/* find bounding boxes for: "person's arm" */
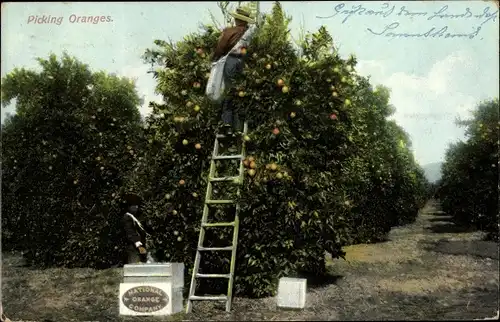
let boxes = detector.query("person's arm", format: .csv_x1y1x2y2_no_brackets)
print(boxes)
242,25,257,43
227,26,256,56
123,215,143,248
212,29,229,62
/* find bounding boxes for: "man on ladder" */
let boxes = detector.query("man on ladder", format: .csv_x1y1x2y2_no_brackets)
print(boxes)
187,4,259,314
211,5,257,137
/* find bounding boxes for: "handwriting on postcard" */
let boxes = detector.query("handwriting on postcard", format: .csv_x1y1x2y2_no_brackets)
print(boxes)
317,3,498,40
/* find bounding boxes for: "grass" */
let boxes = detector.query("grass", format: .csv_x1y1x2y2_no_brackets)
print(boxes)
2,199,499,321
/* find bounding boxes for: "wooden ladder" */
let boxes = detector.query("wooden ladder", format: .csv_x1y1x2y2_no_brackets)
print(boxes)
186,121,249,313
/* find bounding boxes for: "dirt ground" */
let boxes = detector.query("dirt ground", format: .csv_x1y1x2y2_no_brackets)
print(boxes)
2,199,499,321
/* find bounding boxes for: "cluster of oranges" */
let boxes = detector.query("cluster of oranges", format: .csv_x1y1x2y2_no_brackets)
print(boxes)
276,78,289,93
243,156,257,176
243,156,288,180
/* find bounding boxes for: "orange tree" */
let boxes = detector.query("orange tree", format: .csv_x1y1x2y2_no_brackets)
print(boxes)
1,53,145,267
134,2,428,297
438,98,499,241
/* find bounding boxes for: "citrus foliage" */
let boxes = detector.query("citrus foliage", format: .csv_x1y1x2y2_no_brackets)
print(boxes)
135,2,429,297
1,53,145,267
438,99,499,241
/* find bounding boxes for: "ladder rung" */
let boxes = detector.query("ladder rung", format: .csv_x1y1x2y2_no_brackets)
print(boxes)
189,295,228,301
202,222,235,227
206,199,235,204
198,246,234,251
196,273,231,278
212,154,243,160
216,133,244,139
209,176,240,182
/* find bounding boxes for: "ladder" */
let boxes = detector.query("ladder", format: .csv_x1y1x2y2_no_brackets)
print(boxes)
186,121,249,313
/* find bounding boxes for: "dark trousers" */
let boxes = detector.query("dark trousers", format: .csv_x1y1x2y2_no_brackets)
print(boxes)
222,56,244,131
127,246,146,264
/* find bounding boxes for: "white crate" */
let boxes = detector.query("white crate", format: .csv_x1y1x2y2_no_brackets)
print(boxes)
123,263,184,289
276,277,307,309
119,282,183,316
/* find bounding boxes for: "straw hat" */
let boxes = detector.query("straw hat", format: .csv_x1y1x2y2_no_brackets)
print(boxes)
229,6,255,24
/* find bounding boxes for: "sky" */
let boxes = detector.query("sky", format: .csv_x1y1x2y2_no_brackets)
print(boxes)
1,1,499,166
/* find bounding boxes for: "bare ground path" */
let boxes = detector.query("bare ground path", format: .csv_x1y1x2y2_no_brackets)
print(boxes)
2,199,498,321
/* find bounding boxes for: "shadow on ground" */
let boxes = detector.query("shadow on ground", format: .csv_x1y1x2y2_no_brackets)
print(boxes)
364,237,393,244
426,222,478,234
427,217,454,223
296,271,343,288
423,239,499,260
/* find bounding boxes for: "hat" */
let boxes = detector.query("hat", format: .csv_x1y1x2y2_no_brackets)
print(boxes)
229,6,255,24
124,192,142,206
